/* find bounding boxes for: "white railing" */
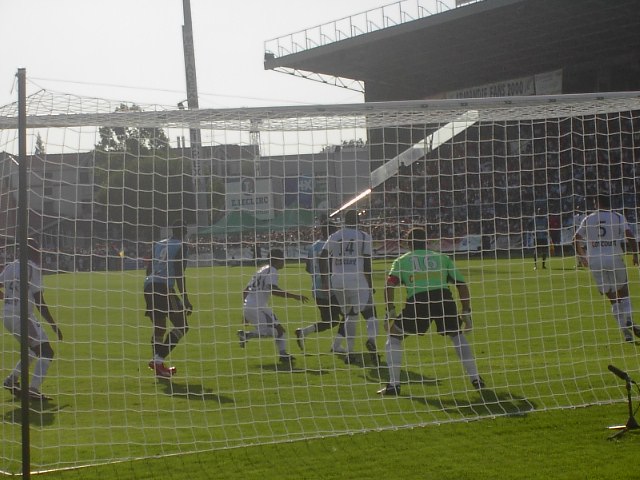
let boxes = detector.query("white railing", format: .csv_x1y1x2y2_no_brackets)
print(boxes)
264,0,483,59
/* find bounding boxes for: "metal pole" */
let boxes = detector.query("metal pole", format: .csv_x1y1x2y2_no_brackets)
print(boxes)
182,0,208,228
17,67,31,480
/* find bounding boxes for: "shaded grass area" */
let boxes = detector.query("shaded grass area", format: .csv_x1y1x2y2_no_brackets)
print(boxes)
40,404,640,480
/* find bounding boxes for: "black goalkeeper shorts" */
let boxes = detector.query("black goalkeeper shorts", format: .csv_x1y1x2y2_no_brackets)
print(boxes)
396,289,460,336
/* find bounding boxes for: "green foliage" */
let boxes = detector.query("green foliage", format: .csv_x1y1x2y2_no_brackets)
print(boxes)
208,176,226,223
34,132,46,155
92,104,195,240
95,104,170,154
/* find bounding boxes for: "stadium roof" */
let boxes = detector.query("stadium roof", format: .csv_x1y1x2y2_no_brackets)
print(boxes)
264,0,640,100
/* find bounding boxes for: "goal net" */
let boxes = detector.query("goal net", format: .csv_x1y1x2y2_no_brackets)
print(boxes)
1,89,640,473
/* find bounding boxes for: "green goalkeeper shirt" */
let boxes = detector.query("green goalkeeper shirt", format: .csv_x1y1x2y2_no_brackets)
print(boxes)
387,249,465,298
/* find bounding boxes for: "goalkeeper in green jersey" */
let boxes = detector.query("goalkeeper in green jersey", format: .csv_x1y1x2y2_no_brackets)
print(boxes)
378,228,485,396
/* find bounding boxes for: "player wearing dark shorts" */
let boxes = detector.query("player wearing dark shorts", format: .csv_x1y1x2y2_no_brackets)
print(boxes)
532,208,553,270
395,288,460,335
378,228,485,396
143,220,193,378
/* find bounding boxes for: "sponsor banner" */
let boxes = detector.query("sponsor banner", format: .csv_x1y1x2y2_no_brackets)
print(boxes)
284,176,314,209
298,176,313,209
445,69,562,99
533,69,563,95
225,177,273,220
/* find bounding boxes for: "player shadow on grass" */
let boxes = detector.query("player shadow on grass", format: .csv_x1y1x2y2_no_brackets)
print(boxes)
259,361,331,375
409,388,536,418
3,400,69,427
364,363,439,387
155,378,234,403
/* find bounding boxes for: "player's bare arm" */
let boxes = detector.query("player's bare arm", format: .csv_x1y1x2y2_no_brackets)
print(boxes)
34,291,63,341
384,276,399,332
455,282,471,313
173,252,193,313
625,228,639,266
384,275,398,314
574,233,588,267
364,256,373,289
318,249,330,293
272,286,309,303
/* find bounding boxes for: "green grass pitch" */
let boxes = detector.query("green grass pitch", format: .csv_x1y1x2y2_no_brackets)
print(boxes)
2,255,640,478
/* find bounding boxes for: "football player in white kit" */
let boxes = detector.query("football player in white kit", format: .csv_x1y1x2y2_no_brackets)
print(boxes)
574,194,640,342
238,248,308,365
1,238,62,401
321,210,379,364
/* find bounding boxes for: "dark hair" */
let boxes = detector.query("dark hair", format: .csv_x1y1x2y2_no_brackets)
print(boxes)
344,210,358,226
172,220,187,237
23,237,41,260
270,248,285,261
406,228,427,249
597,194,611,209
27,237,40,254
317,222,330,238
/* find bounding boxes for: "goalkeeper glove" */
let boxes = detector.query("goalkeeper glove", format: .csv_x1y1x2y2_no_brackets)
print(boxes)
459,310,472,332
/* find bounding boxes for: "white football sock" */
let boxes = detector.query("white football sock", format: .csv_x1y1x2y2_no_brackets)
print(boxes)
450,333,480,380
275,335,287,355
301,325,317,336
621,297,634,325
31,357,52,391
365,315,378,341
612,301,630,332
10,350,36,381
385,335,403,386
331,334,345,353
344,315,358,353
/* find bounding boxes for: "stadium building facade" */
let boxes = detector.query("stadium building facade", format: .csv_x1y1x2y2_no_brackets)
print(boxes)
264,0,640,245
264,0,640,101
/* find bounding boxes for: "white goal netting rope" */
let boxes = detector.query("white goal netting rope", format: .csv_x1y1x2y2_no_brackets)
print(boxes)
1,90,640,473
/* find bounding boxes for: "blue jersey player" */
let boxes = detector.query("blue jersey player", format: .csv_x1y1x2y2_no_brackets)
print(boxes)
144,220,193,378
295,220,346,353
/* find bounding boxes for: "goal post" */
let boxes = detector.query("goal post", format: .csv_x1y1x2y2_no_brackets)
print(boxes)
1,89,640,473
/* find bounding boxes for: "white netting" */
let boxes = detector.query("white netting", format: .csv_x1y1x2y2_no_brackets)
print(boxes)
1,90,640,473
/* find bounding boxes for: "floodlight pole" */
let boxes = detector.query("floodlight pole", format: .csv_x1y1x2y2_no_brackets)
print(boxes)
182,0,208,228
17,67,32,480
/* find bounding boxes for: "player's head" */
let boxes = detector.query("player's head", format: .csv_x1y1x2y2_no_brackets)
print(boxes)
316,217,338,239
315,214,329,239
171,220,187,239
26,237,41,262
406,228,427,250
344,210,358,227
316,222,328,239
597,194,612,209
270,248,285,269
